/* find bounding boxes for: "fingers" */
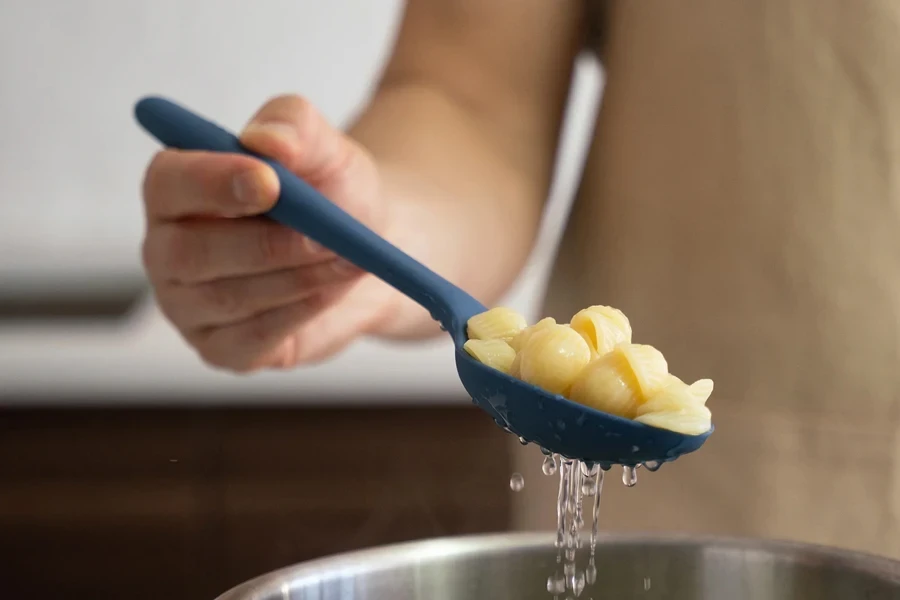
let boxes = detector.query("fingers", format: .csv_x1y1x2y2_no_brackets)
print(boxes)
186,276,394,373
143,150,279,222
186,281,361,373
139,93,390,374
187,298,333,373
157,260,362,329
284,276,397,364
143,217,341,284
240,94,352,185
239,94,385,229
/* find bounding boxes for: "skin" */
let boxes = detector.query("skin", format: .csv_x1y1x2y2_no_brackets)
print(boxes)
142,0,584,373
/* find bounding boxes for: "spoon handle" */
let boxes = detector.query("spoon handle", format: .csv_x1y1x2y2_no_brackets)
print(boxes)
134,96,484,335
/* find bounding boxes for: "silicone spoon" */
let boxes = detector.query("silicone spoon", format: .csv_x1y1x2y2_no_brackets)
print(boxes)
133,96,712,468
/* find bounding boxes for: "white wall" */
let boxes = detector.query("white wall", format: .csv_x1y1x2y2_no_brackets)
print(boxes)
0,0,602,402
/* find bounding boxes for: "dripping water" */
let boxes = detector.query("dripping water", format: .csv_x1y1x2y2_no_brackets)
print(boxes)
509,472,525,491
555,460,570,549
542,454,559,476
590,469,604,555
540,448,660,597
622,465,638,487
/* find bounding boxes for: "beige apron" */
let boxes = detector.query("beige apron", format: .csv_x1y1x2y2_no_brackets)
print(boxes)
512,0,900,559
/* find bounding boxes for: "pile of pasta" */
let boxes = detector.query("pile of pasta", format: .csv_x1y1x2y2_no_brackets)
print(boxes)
463,306,712,436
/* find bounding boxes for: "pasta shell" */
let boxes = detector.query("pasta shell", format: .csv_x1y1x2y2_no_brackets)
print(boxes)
617,343,669,398
688,378,714,405
509,317,557,352
570,306,632,357
569,348,642,419
509,352,522,378
634,405,712,436
637,374,713,416
466,307,528,342
517,324,592,395
463,339,517,374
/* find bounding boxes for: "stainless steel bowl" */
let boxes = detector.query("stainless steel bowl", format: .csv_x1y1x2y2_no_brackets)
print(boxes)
216,533,900,599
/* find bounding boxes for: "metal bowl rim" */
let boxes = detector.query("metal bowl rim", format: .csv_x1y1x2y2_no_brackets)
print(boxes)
215,531,900,600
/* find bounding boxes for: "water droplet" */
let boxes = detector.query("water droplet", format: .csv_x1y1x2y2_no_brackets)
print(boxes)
586,558,597,585
581,479,595,496
580,462,599,496
644,460,662,472
644,577,652,590
570,571,586,596
622,466,638,487
565,546,576,561
518,436,529,445
541,446,552,456
547,572,567,594
542,454,559,476
509,472,525,491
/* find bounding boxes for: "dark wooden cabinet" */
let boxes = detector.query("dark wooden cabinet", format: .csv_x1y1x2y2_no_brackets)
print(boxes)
0,404,512,600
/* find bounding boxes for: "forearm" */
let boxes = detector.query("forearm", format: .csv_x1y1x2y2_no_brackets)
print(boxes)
348,81,554,340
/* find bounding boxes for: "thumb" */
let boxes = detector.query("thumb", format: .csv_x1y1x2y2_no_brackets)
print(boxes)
239,94,352,187
238,94,384,229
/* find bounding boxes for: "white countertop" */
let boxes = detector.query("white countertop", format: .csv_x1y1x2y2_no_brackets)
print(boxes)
0,258,550,405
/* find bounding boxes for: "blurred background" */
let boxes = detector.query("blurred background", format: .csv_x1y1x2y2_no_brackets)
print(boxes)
0,1,603,598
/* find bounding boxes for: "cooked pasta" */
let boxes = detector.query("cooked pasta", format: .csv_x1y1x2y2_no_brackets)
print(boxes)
509,317,558,352
617,343,669,397
568,347,642,418
463,339,517,374
464,305,714,436
509,352,523,378
634,405,712,436
517,324,591,395
466,306,528,342
686,378,714,405
636,375,713,416
570,305,632,357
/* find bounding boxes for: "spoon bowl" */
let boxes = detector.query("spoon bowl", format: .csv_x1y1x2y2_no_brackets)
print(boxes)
133,95,712,467
456,349,710,467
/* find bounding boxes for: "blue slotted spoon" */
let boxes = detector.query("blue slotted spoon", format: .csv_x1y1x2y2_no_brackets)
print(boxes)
133,96,712,468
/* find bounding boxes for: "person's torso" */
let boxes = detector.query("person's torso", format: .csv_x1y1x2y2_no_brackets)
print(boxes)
517,0,900,558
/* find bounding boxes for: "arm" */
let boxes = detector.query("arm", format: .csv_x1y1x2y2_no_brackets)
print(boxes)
349,0,585,340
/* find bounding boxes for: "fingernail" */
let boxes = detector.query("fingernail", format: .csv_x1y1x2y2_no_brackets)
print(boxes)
242,122,298,143
232,171,263,206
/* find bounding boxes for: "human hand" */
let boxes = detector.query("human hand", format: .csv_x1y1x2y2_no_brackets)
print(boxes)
141,95,398,372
